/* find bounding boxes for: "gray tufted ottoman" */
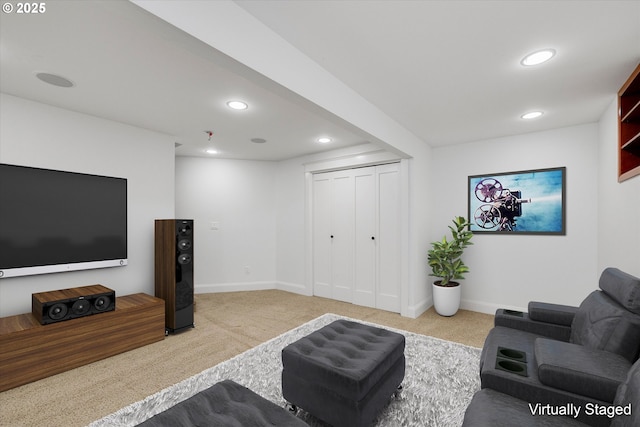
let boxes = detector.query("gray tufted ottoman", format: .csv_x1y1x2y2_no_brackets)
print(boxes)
282,319,405,427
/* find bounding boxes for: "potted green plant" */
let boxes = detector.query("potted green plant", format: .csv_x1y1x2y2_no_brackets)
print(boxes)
428,216,473,316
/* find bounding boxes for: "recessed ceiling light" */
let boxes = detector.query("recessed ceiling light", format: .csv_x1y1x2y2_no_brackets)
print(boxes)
317,137,332,144
227,100,248,110
205,149,218,154
521,111,544,120
521,49,556,66
36,72,74,88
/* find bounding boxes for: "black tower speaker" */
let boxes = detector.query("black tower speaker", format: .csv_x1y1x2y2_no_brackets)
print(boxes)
155,219,194,333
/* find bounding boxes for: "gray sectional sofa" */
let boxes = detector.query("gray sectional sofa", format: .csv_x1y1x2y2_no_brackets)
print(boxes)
464,268,640,426
463,357,640,426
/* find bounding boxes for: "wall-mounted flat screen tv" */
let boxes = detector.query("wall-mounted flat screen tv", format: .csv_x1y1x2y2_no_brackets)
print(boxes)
0,163,127,278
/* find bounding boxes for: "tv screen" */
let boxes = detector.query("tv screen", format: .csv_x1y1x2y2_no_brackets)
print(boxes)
0,163,127,278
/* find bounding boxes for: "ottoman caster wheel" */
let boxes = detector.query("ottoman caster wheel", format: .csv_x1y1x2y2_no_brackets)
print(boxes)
285,403,298,415
394,384,403,398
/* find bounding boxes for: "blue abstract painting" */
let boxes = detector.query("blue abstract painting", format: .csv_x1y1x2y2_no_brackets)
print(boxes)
468,167,565,234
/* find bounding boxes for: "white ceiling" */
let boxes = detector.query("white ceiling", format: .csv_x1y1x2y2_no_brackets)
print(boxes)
1,1,639,160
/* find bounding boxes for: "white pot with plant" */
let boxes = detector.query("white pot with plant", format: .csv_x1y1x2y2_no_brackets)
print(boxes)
427,216,473,316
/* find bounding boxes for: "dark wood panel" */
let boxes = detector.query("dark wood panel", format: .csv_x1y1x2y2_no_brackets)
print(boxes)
31,284,113,305
155,219,177,328
0,293,164,392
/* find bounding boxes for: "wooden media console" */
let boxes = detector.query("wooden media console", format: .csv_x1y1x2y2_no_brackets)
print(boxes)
0,293,165,392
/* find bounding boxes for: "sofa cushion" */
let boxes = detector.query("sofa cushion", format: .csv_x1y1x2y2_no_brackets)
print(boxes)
535,338,631,403
138,379,308,427
611,359,640,427
462,388,586,427
599,268,640,315
570,291,640,362
481,327,616,427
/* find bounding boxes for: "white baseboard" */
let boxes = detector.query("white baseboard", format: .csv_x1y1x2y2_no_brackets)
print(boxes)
460,299,526,315
404,297,432,319
193,284,520,317
276,281,312,296
195,281,311,295
406,297,526,317
195,281,275,294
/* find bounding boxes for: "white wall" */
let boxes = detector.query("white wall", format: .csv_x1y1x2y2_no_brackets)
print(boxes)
274,156,308,294
430,123,600,313
175,156,277,292
179,122,632,317
597,99,640,277
404,144,434,315
0,94,175,317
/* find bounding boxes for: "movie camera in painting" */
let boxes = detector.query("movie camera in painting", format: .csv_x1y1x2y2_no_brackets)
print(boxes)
473,178,531,232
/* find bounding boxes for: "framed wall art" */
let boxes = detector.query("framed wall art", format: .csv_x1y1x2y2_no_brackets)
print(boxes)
468,167,566,235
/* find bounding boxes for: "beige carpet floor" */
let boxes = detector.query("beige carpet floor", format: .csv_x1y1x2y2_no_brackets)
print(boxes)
0,290,494,427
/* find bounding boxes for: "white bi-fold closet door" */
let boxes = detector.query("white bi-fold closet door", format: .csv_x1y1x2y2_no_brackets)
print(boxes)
312,163,400,312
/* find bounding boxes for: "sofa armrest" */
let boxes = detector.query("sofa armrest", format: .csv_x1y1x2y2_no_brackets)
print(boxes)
494,309,572,341
535,338,631,403
528,302,577,326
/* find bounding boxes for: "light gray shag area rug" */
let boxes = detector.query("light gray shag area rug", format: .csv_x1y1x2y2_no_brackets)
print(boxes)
89,313,481,426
